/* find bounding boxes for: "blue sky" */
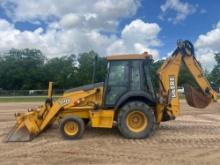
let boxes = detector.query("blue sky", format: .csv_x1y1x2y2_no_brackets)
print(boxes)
0,0,219,70
117,0,220,56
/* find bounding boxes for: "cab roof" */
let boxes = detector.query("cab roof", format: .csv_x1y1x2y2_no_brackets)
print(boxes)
106,52,152,61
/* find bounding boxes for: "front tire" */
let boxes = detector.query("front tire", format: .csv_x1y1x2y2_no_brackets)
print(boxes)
60,116,85,140
117,101,155,139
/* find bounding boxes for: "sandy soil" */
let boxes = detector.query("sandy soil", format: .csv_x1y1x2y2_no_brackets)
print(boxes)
0,102,220,165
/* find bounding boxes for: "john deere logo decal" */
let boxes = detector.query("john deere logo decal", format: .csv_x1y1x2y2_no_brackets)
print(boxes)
59,98,70,106
169,76,176,98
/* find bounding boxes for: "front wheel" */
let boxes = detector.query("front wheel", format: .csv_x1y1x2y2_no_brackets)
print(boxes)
60,116,85,140
117,101,155,139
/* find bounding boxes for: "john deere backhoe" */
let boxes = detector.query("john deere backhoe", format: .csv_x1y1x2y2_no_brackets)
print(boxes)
5,40,218,142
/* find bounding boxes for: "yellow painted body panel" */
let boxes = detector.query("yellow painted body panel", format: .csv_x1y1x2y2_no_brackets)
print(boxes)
61,109,90,119
157,53,182,117
89,110,114,128
59,108,114,128
155,104,165,123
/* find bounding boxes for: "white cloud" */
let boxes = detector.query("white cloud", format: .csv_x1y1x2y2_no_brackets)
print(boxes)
195,21,220,71
59,14,82,29
159,0,197,24
0,18,112,55
0,1,162,59
122,19,161,45
0,19,13,31
0,18,161,59
107,19,161,59
134,43,159,58
195,22,220,50
1,0,140,31
195,48,216,71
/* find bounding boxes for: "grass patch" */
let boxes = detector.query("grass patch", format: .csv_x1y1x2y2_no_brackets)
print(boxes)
0,96,60,102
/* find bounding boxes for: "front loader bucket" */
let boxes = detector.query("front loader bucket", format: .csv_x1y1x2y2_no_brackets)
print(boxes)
184,85,211,108
4,111,41,142
5,122,32,142
5,125,32,142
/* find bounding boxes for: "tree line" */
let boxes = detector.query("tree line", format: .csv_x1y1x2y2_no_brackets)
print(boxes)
0,48,219,91
0,49,106,90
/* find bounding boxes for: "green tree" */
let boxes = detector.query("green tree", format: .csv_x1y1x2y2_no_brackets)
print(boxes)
150,59,163,90
0,49,46,90
77,51,107,85
43,54,78,89
0,49,107,91
94,55,107,83
208,53,220,90
178,64,197,87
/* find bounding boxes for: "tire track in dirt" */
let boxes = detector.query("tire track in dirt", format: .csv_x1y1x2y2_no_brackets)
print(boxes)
0,102,220,165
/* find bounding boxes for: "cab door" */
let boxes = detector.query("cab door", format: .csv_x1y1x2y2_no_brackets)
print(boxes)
104,61,129,107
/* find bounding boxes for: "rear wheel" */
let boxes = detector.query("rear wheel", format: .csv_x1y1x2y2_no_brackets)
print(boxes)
117,101,155,139
60,116,85,140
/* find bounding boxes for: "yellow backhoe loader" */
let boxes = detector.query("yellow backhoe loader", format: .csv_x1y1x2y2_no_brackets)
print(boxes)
5,40,218,142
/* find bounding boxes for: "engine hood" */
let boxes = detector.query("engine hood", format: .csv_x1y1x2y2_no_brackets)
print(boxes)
64,82,104,94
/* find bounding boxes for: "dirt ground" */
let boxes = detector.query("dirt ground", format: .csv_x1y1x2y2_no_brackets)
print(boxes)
0,102,220,165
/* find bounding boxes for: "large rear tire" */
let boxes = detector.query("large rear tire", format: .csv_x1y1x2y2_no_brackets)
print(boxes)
117,101,155,139
60,116,85,140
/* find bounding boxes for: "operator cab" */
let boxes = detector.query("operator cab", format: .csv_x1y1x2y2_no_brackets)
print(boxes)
104,52,156,108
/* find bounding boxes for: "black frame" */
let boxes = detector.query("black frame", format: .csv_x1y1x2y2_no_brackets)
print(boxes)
103,60,130,107
103,59,156,108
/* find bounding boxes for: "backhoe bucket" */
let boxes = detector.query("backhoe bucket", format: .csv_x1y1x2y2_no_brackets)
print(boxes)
184,85,211,108
5,124,32,142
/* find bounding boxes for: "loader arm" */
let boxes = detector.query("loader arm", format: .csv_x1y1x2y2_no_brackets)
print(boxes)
40,88,98,130
157,40,218,121
5,84,101,142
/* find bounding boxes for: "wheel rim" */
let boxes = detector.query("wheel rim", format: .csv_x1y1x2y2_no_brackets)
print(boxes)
126,111,148,133
64,121,79,136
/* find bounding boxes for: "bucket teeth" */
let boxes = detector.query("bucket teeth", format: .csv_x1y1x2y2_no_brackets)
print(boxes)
5,125,32,142
184,85,211,108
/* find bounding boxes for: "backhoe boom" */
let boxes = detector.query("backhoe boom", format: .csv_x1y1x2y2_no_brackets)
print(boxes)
157,40,218,121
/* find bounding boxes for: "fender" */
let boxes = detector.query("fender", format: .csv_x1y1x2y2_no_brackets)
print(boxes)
115,91,157,109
